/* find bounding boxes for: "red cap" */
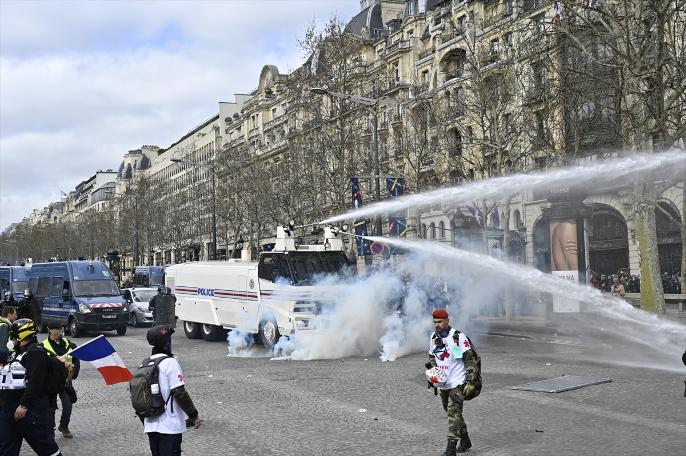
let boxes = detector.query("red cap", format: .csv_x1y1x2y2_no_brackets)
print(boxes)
432,309,449,319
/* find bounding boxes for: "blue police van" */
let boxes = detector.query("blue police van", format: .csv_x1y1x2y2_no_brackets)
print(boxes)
29,260,130,337
0,265,30,302
133,266,165,288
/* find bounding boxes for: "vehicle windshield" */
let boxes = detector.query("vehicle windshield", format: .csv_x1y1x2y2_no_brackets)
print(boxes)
11,281,28,294
149,271,165,286
133,290,157,302
286,251,351,285
72,280,120,297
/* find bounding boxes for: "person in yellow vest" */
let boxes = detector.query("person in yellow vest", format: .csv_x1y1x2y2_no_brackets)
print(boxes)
42,322,80,439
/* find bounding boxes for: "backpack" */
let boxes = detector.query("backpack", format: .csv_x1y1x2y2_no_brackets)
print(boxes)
129,355,171,418
29,346,69,396
454,330,482,400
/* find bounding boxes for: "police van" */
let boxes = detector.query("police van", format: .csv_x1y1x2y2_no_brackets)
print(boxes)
133,266,165,288
166,226,351,346
0,265,30,302
29,260,129,337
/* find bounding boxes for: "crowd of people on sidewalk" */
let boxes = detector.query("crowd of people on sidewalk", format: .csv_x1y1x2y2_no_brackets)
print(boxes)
590,270,682,295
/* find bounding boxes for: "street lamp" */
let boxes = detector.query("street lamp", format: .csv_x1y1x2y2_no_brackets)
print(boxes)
309,87,383,237
170,158,218,261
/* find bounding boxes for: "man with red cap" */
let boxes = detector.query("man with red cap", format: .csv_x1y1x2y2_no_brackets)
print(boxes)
427,308,477,455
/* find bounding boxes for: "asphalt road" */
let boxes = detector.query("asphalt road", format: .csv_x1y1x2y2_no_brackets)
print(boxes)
19,320,686,456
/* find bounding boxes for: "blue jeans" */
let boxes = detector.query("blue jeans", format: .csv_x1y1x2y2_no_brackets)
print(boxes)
147,432,182,456
0,397,62,456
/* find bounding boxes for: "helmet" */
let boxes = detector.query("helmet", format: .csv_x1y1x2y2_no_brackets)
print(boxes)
165,287,172,295
147,324,175,347
157,286,165,293
11,318,38,342
425,367,448,387
3,291,12,301
23,289,32,298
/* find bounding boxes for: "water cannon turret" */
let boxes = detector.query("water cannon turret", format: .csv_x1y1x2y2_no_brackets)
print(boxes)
274,225,296,251
323,226,344,251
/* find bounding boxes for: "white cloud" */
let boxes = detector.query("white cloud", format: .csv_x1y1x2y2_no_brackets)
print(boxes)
0,0,359,230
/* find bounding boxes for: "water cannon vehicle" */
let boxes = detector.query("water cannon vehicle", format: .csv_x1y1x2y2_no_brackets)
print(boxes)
167,223,352,347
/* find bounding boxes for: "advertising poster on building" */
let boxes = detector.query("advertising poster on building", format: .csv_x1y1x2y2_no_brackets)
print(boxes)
549,218,581,312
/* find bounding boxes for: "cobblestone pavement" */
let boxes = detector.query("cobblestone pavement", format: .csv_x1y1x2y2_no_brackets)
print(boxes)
19,319,686,456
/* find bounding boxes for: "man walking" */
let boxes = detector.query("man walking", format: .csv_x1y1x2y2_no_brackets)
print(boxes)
42,322,80,439
0,319,63,455
149,286,165,325
428,309,477,455
143,325,200,456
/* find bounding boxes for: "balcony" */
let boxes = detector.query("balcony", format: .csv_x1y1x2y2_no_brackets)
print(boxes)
483,11,511,29
412,83,430,96
526,85,548,103
523,0,553,13
385,39,412,56
264,115,287,131
418,47,435,61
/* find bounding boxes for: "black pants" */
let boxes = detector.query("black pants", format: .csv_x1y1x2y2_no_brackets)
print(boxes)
50,389,73,430
0,397,62,456
147,432,182,456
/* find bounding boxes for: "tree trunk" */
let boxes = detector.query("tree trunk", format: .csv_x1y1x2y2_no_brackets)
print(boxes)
634,181,665,313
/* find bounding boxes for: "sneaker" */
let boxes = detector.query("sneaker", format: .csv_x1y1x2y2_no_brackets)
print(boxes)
58,425,74,439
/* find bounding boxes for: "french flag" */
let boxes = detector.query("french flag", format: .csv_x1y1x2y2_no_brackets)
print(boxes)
70,335,133,385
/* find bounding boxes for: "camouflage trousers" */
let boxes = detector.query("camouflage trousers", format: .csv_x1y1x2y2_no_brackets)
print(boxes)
440,385,467,443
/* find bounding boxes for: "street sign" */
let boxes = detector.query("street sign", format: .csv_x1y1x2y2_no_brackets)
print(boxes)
370,241,384,255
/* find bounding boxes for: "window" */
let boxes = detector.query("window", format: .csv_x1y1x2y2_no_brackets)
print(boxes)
532,13,545,34
50,277,64,297
439,221,446,239
393,60,400,83
450,129,463,157
429,223,436,239
422,70,430,84
36,277,50,298
578,100,596,120
272,107,277,119
535,111,548,142
489,38,500,63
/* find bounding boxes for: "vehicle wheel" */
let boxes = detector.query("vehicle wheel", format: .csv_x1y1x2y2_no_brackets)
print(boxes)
183,321,202,339
68,318,82,338
259,317,280,348
129,312,138,327
201,324,226,342
116,326,127,336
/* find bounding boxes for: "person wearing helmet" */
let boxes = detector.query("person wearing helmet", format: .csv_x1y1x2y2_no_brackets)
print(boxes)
427,309,476,455
611,275,625,297
0,319,62,456
20,289,41,325
141,325,200,455
2,290,16,309
149,286,166,325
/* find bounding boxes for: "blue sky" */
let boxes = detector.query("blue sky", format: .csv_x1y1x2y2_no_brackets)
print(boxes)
0,0,360,231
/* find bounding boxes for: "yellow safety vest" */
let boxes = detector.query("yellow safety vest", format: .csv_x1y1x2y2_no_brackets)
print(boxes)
41,337,73,361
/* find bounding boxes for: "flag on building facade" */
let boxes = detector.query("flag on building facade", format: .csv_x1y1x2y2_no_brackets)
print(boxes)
386,177,407,237
69,335,133,385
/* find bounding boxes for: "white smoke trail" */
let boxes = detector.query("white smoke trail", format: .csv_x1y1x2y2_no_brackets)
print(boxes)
366,236,686,370
322,150,686,224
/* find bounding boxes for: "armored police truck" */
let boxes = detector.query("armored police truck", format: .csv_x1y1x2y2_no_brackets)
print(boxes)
29,260,129,337
167,226,351,347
